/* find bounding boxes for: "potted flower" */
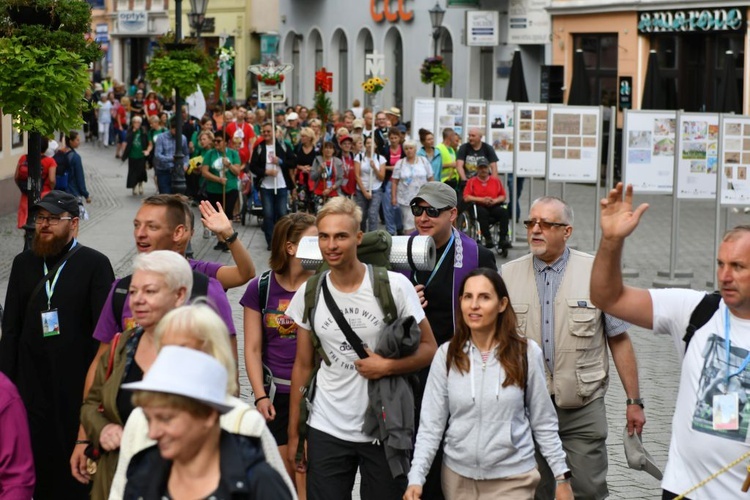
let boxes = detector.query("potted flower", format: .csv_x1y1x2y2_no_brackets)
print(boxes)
420,56,451,88
314,67,333,124
146,33,214,99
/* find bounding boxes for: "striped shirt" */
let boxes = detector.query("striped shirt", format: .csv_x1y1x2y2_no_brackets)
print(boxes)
533,247,629,372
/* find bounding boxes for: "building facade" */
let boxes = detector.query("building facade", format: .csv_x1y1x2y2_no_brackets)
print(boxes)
278,0,551,122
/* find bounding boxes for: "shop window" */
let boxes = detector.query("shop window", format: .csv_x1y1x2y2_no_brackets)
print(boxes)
116,0,129,11
480,47,493,100
133,0,145,11
573,34,618,107
291,35,301,106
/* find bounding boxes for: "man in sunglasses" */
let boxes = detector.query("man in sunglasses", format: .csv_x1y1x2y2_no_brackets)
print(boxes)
405,181,496,499
501,196,644,500
0,190,115,499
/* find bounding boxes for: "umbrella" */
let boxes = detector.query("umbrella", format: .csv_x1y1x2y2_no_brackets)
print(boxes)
506,49,529,103
641,50,666,110
567,49,591,106
718,50,741,113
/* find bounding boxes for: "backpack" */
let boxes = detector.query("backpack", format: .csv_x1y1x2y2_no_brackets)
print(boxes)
53,150,73,191
111,271,210,330
683,291,722,352
15,157,29,193
294,264,399,464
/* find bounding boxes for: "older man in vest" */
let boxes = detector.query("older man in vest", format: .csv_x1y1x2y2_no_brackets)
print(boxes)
501,196,645,500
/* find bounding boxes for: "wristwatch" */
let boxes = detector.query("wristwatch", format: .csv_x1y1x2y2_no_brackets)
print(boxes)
224,231,239,244
626,398,644,408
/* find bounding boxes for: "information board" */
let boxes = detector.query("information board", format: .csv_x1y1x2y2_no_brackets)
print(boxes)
436,99,465,140
515,104,548,177
720,116,750,205
623,110,677,193
487,102,515,174
412,98,436,139
676,113,719,199
547,105,601,183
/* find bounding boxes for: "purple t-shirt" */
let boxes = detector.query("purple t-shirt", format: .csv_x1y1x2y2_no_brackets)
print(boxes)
0,373,35,498
92,259,235,342
239,272,298,394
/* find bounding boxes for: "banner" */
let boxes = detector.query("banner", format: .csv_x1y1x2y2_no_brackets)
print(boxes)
720,116,750,205
623,110,677,193
516,104,548,177
547,105,601,183
487,102,515,174
676,113,719,199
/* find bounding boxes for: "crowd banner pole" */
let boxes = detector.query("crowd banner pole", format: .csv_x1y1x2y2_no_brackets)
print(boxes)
511,102,519,244
653,109,690,288
370,98,376,196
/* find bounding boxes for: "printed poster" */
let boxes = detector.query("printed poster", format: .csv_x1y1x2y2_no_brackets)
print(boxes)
720,117,750,205
623,110,677,193
412,98,436,140
676,113,719,199
547,106,600,183
487,102,515,174
436,99,465,140
516,104,548,177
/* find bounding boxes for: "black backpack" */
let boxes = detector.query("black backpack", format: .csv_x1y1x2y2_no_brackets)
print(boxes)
683,291,722,352
111,271,210,329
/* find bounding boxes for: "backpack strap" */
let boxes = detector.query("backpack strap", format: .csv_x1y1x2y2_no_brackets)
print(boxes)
190,271,210,300
104,332,122,381
258,270,272,314
684,291,722,352
302,273,331,366
369,265,398,326
112,275,132,331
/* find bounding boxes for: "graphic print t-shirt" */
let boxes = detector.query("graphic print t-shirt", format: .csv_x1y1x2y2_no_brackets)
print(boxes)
651,288,750,499
286,266,425,442
456,142,498,178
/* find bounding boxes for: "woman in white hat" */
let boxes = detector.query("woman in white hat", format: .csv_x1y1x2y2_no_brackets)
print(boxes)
122,346,293,499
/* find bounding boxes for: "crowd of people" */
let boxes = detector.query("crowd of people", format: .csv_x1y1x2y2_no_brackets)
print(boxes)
3,80,750,500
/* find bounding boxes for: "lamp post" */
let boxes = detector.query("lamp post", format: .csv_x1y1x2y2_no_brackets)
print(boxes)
172,0,186,194
429,2,445,98
188,0,208,42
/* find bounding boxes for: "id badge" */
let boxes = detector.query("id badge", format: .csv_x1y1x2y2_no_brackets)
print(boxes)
713,392,740,430
41,309,60,337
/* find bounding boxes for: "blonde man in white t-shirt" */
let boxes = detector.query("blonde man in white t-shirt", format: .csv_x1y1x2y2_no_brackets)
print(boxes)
286,197,437,500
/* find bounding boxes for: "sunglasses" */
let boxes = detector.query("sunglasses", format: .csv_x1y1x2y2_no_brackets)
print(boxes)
411,205,451,218
213,139,224,143
523,219,569,230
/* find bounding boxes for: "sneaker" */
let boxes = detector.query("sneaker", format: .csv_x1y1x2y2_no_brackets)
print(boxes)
203,228,210,239
213,242,227,251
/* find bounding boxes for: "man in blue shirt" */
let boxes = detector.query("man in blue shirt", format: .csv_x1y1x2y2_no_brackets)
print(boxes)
153,117,189,194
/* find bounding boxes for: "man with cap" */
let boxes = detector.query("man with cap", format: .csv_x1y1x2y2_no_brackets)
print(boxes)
285,112,301,147
404,181,497,500
0,190,115,500
352,118,365,136
247,90,264,113
502,194,644,500
386,107,402,128
274,108,287,128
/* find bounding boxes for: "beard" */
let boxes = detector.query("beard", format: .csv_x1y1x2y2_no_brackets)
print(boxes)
32,231,71,257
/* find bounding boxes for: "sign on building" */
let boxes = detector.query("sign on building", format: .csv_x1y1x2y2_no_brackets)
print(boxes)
466,11,499,46
508,0,551,45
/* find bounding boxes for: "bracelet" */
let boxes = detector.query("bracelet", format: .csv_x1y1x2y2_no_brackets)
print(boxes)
75,439,91,445
254,396,270,404
626,398,644,408
556,478,571,485
224,231,239,244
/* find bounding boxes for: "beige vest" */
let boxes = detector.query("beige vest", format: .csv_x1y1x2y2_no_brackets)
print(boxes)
502,250,609,408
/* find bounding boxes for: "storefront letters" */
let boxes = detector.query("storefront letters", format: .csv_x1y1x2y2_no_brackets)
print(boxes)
370,0,414,23
638,8,744,33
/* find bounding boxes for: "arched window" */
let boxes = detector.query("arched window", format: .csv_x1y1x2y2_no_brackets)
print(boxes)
384,28,403,111
439,28,453,98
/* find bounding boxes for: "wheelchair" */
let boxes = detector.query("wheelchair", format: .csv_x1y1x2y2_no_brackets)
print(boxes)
456,202,511,258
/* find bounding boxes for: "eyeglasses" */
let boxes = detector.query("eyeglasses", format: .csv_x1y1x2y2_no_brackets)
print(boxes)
213,139,223,144
523,219,569,230
411,205,451,218
34,215,73,225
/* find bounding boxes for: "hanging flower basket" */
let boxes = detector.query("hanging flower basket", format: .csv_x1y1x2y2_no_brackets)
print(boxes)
146,32,214,98
420,56,451,87
256,72,285,86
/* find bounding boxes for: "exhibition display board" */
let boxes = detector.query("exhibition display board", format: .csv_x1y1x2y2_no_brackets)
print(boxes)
675,113,719,199
547,105,601,183
487,102,515,174
719,116,750,205
622,110,677,193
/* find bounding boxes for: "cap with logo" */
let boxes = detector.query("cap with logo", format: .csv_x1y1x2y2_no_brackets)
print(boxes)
410,181,457,209
35,190,80,217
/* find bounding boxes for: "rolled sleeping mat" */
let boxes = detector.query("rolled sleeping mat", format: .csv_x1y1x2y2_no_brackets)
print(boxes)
297,235,436,271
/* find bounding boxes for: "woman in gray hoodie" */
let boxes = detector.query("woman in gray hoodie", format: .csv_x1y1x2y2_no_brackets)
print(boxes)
405,269,573,500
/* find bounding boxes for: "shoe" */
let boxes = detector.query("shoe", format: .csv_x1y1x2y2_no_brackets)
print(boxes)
132,188,137,196
213,242,227,251
483,240,494,249
266,244,271,251
138,183,144,195
203,228,210,239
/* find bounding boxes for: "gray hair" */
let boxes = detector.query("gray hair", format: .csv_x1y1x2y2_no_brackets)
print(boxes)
531,196,574,225
154,303,236,395
132,250,193,294
402,139,419,150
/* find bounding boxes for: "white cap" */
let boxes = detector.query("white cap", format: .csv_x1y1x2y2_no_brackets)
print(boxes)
45,140,59,158
286,112,299,122
122,346,233,414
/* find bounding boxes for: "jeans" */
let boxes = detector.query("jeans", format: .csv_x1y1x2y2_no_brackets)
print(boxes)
354,189,383,232
382,180,402,235
155,169,172,194
261,187,289,244
507,174,525,222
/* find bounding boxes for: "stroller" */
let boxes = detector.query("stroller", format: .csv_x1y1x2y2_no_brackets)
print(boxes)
240,171,264,226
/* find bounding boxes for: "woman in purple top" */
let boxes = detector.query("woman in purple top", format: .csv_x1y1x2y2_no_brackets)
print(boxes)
0,372,35,498
241,212,316,495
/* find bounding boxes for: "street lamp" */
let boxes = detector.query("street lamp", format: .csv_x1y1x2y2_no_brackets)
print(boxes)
429,2,445,98
188,0,208,40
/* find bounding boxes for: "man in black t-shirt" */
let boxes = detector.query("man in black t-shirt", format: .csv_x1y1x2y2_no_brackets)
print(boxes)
456,127,499,181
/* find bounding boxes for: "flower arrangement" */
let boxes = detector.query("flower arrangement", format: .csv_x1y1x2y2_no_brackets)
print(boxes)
256,71,285,86
314,67,333,124
146,33,214,99
420,56,451,87
217,46,235,62
361,76,387,95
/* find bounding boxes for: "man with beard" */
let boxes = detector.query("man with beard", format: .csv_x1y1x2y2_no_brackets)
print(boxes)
0,190,115,500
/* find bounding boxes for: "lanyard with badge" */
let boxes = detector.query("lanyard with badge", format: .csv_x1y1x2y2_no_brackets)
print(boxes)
713,308,750,431
40,239,77,337
413,233,454,288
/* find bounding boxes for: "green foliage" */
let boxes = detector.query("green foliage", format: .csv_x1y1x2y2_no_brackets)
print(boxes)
314,90,332,124
146,34,214,97
0,36,89,135
420,56,452,88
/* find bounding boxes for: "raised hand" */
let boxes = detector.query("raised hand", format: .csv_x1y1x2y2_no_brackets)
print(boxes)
599,183,649,240
199,200,232,238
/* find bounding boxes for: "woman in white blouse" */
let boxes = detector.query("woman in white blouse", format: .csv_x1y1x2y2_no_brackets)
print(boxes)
354,135,387,232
